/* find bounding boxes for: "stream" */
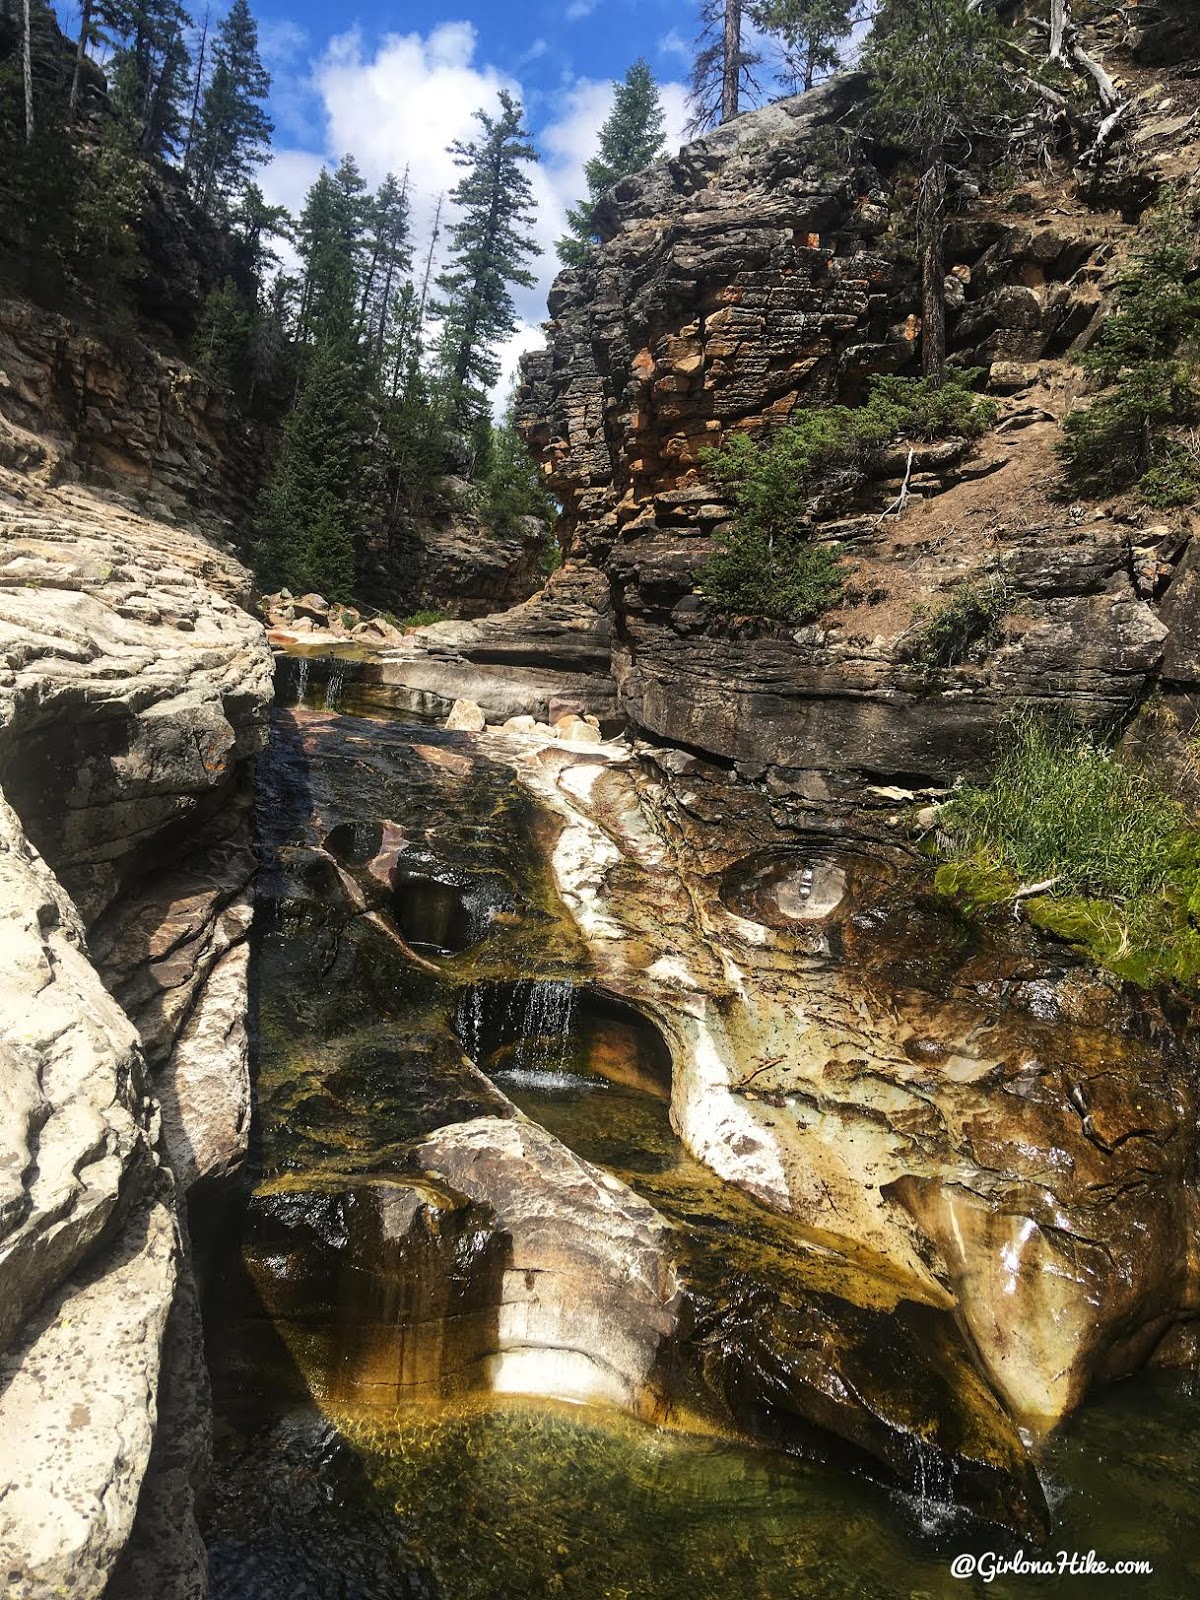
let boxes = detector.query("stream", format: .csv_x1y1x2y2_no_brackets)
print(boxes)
199,656,1200,1600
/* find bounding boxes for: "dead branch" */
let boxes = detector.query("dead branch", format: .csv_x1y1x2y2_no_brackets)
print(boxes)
878,447,916,522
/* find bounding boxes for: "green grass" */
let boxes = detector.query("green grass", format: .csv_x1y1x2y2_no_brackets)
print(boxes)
398,608,448,629
936,717,1200,990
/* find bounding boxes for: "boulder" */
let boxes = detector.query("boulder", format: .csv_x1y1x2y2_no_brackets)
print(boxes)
445,698,486,732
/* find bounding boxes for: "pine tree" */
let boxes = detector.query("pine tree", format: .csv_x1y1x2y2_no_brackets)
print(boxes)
190,0,271,210
295,161,365,345
257,334,364,600
434,89,539,417
359,170,412,362
556,60,666,268
753,0,858,95
688,0,759,132
100,0,194,162
75,52,147,313
864,0,1020,384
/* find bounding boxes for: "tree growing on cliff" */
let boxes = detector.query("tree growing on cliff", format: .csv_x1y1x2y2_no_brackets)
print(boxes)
434,90,539,419
753,0,859,95
688,0,760,131
863,0,1020,384
189,0,271,209
359,170,413,362
556,60,666,268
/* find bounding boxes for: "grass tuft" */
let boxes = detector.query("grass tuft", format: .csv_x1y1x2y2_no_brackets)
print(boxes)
937,716,1200,990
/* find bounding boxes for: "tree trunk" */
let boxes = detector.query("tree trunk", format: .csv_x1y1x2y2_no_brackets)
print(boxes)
918,153,948,386
21,0,35,144
1048,0,1068,61
69,0,91,116
183,9,209,176
721,0,741,123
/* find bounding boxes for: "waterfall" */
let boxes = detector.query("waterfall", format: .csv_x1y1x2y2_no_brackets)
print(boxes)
512,981,578,1079
457,981,584,1088
295,657,310,704
457,986,485,1064
325,661,347,710
901,1433,955,1535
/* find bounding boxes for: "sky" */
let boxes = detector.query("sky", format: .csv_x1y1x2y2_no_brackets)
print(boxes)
208,0,699,398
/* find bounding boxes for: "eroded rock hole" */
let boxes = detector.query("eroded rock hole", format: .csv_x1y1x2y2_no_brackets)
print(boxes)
456,981,673,1099
324,820,384,865
392,872,515,955
719,846,891,930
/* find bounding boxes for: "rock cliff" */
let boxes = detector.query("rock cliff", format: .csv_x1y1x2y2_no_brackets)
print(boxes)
513,49,1200,794
0,415,272,1598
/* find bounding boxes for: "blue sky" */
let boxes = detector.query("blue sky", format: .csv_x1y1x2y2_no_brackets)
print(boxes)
48,0,699,386
231,0,697,388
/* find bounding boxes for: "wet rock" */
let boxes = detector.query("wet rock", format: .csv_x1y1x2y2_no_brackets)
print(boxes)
412,1117,680,1412
511,734,1200,1440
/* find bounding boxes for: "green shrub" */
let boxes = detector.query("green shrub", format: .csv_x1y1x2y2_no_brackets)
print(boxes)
399,609,448,630
908,575,1010,669
701,531,846,624
1138,436,1200,509
699,372,996,622
936,716,1200,989
1059,201,1200,503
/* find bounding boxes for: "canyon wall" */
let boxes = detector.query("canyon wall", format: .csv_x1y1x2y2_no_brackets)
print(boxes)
514,59,1200,799
0,416,273,1599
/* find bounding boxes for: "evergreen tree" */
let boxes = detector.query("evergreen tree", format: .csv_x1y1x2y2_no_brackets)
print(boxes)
753,0,858,94
434,89,539,417
864,0,1020,384
482,408,555,538
295,160,366,344
556,60,665,268
257,334,364,600
101,0,194,162
190,0,271,209
76,52,147,313
359,169,412,361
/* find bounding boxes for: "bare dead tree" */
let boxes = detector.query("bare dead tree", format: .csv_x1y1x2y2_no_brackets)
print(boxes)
69,0,93,115
687,0,762,132
182,7,210,175
21,0,34,143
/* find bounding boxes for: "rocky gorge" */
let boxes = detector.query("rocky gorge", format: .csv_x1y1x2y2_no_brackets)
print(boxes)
1,7,1200,1598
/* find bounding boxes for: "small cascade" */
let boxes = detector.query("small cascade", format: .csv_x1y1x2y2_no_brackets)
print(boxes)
457,979,585,1089
457,985,485,1064
325,661,347,710
509,980,579,1083
900,1433,957,1536
295,656,310,704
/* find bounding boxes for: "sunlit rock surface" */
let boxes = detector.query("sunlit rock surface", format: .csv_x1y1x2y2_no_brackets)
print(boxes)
509,732,1200,1430
235,703,1055,1533
0,432,273,1597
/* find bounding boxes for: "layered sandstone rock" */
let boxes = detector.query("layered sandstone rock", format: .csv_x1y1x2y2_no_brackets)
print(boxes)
0,422,272,1598
513,67,1200,790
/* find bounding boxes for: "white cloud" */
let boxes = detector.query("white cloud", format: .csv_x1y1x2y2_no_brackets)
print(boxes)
658,28,691,68
260,21,689,407
565,0,598,19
